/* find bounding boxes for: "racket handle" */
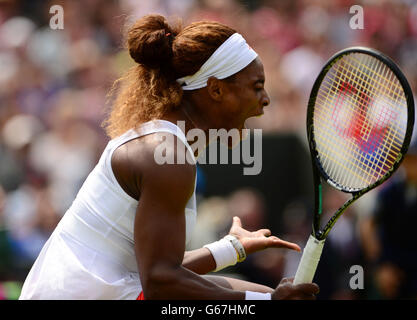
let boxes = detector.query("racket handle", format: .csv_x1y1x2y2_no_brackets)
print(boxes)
293,235,326,285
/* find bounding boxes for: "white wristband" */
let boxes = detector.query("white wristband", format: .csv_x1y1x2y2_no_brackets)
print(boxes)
245,291,272,300
204,238,238,272
224,235,246,262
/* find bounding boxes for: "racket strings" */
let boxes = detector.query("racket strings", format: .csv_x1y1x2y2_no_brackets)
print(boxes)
314,108,398,185
333,59,406,162
318,57,405,162
316,75,404,157
316,66,391,185
318,71,402,129
318,55,404,186
313,53,408,190
314,109,391,185
323,57,404,128
350,55,403,94
315,87,402,187
332,59,404,115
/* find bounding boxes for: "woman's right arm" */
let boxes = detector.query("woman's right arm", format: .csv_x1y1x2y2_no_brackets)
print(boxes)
129,136,244,299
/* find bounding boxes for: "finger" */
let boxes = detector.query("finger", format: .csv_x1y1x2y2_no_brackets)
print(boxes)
256,229,272,237
232,216,242,228
269,238,301,252
280,277,293,284
294,283,320,295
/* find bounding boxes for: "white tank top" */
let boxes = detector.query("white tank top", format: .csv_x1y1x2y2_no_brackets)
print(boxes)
19,120,197,300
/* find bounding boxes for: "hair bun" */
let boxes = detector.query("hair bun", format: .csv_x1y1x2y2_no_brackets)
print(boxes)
127,14,175,69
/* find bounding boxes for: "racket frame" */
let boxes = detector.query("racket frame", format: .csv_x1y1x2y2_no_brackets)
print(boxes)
306,47,415,240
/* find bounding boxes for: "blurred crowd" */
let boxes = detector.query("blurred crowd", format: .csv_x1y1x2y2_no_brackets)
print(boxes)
0,0,416,299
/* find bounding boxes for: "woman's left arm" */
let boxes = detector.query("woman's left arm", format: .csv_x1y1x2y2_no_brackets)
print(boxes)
182,216,301,274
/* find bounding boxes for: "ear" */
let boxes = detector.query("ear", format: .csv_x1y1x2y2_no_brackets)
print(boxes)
206,77,225,102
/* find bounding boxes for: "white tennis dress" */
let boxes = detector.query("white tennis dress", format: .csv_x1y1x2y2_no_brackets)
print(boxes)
19,120,197,300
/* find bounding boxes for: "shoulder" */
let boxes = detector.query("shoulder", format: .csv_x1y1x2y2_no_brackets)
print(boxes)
112,131,196,199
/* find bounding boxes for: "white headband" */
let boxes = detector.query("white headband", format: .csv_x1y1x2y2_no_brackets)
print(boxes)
176,33,258,91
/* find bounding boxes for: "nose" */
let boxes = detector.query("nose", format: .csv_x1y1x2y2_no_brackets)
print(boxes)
261,92,270,107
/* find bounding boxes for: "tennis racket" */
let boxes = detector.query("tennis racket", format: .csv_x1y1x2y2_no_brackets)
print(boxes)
293,47,415,285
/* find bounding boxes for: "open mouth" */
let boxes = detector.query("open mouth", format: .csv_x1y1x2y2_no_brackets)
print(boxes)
243,106,265,127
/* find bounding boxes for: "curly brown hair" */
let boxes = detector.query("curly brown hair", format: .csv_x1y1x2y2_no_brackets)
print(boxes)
103,14,236,138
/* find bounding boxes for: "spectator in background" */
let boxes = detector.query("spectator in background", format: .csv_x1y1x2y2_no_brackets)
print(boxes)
360,139,417,299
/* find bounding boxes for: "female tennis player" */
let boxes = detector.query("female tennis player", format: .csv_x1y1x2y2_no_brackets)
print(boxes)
19,14,319,300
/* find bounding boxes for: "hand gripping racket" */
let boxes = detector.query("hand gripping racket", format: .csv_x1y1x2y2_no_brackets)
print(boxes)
293,47,415,285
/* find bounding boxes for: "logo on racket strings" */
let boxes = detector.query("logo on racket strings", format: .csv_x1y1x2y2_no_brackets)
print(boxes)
332,81,399,155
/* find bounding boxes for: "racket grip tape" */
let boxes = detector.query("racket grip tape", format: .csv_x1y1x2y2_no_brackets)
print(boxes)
293,235,326,285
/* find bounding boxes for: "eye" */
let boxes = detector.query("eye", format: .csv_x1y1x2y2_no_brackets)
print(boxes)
255,83,264,91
